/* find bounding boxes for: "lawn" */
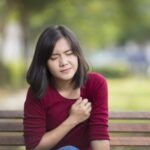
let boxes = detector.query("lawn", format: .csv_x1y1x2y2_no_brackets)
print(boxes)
108,77,150,111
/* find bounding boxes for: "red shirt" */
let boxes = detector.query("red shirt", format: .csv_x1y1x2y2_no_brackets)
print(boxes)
23,72,109,150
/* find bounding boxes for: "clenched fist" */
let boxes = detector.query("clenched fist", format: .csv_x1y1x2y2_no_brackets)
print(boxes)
68,97,92,124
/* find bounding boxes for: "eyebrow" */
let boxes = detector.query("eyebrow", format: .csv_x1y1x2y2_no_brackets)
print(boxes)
52,49,72,56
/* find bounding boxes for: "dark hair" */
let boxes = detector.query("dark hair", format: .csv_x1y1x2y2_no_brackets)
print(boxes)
27,25,89,100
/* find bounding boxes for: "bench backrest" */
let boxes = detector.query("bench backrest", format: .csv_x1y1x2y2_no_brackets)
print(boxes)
0,111,150,149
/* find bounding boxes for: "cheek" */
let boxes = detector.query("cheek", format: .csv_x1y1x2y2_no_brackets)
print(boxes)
73,56,78,68
70,55,78,65
47,61,58,73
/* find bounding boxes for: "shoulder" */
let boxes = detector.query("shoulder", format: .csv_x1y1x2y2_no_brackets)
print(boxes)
84,72,108,100
87,72,107,85
26,85,54,100
83,72,107,94
25,86,46,105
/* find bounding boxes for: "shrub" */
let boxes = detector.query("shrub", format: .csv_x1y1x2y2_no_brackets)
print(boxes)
0,61,26,87
92,65,130,78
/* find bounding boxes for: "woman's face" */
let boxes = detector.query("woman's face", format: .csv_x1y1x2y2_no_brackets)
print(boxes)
47,38,78,83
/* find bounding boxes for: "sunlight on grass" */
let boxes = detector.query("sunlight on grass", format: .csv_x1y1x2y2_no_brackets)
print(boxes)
108,77,150,111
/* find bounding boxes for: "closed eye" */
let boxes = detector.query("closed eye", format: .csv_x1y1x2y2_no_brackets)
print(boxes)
50,57,57,60
50,55,58,60
65,50,73,55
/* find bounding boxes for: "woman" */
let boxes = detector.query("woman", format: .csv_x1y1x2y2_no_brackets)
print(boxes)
23,25,110,150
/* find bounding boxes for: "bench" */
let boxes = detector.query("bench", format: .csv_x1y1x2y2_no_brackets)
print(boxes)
0,110,150,150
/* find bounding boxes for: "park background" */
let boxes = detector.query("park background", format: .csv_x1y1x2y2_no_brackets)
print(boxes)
0,0,150,112
0,1,150,150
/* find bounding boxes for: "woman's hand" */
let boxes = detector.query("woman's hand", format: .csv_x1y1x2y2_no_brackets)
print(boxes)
68,97,92,124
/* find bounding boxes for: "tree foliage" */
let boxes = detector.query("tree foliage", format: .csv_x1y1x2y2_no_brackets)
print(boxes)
1,0,150,49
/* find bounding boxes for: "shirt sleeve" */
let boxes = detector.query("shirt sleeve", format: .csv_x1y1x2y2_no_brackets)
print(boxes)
88,73,110,141
23,88,46,150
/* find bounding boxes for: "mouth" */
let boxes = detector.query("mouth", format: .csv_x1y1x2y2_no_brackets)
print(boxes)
60,68,71,73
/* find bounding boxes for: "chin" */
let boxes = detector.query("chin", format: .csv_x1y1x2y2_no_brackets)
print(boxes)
59,73,75,81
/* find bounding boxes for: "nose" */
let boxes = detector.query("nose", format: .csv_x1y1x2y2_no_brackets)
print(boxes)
59,55,68,67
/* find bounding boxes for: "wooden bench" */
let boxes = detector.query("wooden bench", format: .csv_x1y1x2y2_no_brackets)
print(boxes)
0,110,150,150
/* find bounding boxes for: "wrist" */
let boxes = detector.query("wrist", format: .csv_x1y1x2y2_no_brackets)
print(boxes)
63,116,79,128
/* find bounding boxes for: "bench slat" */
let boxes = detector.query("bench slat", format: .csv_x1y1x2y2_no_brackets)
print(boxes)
0,111,23,119
0,136,150,146
1,111,150,119
0,122,23,132
0,135,24,146
0,122,150,132
109,123,150,132
110,137,150,146
109,112,150,120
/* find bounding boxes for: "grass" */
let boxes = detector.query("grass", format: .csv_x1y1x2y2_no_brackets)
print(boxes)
108,77,150,111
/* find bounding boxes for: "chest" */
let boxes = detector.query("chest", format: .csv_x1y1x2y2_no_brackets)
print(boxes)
45,86,91,131
58,88,80,99
45,99,73,131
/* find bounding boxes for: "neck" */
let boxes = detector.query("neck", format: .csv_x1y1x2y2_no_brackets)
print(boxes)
54,79,80,99
54,79,74,91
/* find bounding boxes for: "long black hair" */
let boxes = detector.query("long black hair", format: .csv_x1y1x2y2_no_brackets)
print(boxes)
27,25,89,100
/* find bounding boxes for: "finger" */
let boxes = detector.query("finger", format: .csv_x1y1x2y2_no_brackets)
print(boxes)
80,98,88,106
85,109,91,116
87,106,92,112
74,97,82,106
85,102,92,109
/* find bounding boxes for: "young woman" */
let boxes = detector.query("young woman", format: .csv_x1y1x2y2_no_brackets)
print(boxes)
23,25,110,150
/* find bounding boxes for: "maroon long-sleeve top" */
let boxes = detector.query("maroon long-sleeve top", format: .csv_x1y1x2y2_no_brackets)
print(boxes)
23,72,109,150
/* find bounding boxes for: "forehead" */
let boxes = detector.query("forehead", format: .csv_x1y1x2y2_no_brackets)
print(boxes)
53,38,71,53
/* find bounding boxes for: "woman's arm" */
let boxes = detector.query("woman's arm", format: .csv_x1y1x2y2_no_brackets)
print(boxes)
88,73,110,149
33,98,92,150
33,116,78,150
91,140,110,150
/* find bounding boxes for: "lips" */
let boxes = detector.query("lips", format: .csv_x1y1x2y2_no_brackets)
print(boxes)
60,68,71,72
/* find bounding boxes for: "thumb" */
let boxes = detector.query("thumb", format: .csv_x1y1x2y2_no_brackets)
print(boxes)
74,97,82,106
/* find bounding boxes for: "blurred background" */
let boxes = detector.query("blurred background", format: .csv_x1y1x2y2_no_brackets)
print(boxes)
0,0,150,112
